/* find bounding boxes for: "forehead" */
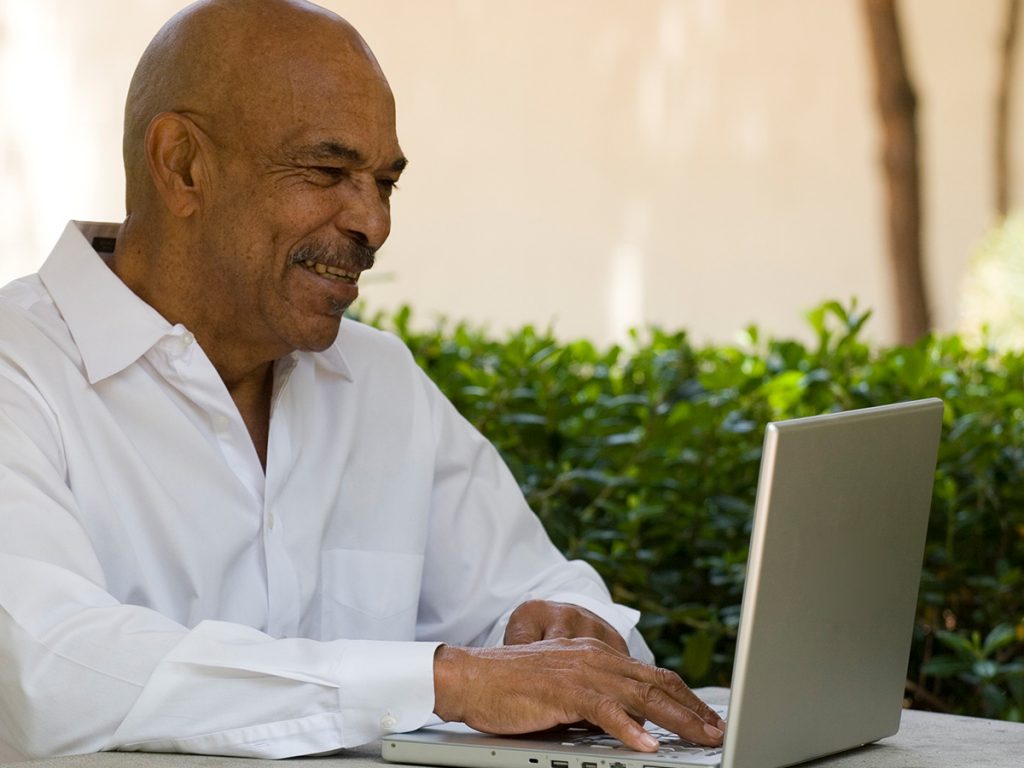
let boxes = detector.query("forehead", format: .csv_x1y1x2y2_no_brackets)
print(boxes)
276,64,399,161
234,38,401,163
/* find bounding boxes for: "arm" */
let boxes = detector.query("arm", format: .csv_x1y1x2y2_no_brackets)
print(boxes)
0,369,437,760
411,372,723,750
412,370,644,651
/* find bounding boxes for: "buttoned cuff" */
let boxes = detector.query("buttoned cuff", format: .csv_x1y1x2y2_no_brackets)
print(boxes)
335,639,441,737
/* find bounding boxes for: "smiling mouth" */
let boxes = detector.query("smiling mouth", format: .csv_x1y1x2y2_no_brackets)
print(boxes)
299,259,359,284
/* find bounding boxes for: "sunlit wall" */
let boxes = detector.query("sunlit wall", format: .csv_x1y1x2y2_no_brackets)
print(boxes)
0,0,1018,345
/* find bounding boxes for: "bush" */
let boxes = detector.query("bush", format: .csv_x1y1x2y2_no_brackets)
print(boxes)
364,301,1024,721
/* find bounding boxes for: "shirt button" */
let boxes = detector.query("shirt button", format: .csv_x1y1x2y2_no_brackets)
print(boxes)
381,715,398,731
182,331,195,345
266,512,275,531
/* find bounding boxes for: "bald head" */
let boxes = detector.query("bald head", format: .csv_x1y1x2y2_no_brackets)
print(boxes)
123,0,387,212
112,0,404,371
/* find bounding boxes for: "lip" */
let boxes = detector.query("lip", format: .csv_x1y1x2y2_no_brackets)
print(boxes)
294,256,363,281
293,260,360,307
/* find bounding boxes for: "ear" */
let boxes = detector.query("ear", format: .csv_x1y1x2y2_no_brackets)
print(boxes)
143,112,207,218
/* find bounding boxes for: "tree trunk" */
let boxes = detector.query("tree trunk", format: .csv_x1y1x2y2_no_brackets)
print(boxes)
862,0,931,343
996,0,1020,217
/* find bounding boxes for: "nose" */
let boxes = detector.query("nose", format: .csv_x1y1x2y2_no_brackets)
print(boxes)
332,174,391,250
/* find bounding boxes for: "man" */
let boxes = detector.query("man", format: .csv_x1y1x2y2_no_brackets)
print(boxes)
0,0,724,760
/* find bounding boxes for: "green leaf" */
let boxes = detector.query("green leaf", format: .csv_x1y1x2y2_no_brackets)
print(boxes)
500,413,548,426
921,656,973,678
982,625,1017,656
604,430,643,446
973,660,1001,680
682,631,716,681
935,631,979,657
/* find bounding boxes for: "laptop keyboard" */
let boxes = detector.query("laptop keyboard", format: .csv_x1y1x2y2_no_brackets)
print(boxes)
561,724,724,759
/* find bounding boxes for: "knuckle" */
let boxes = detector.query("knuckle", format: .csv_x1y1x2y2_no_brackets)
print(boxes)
580,636,613,656
635,681,662,707
654,666,685,690
511,600,538,619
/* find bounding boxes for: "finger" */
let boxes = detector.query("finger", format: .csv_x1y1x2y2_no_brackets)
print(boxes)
542,619,628,656
581,695,661,753
645,666,725,731
538,609,630,656
599,627,630,656
503,612,543,645
561,649,722,747
613,659,724,730
618,679,724,747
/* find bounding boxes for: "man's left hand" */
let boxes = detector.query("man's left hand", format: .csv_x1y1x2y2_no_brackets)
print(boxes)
504,599,630,655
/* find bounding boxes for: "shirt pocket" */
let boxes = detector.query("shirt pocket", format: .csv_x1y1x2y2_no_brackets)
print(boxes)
320,548,424,641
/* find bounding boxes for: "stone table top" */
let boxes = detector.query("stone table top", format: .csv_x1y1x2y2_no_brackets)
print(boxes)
4,688,1022,768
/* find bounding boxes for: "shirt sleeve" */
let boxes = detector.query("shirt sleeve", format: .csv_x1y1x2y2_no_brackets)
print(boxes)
0,370,439,761
412,370,654,664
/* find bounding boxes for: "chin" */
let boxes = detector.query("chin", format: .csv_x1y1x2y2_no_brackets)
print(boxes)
289,316,344,353
294,332,341,354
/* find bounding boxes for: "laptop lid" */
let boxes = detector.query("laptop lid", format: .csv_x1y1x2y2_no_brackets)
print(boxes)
383,399,943,768
722,398,942,768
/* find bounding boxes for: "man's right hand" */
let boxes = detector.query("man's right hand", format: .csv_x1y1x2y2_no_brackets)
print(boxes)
431,639,725,752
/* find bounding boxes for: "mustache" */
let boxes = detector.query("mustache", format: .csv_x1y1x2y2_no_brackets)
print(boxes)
289,238,377,272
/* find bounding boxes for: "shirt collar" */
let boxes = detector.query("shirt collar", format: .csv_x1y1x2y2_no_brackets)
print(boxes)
314,331,354,380
41,220,357,384
40,221,174,384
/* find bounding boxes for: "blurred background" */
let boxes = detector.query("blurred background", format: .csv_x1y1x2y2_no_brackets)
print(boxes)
2,0,1023,347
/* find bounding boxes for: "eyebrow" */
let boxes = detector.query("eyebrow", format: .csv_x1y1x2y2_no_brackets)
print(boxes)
300,140,408,173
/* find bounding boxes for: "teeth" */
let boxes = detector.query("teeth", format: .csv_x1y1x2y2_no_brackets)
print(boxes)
299,259,358,282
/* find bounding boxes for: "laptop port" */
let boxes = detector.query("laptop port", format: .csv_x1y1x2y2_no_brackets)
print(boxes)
582,763,597,768
551,762,569,768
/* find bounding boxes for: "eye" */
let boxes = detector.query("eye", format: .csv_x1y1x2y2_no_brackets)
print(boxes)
311,166,348,182
376,178,399,199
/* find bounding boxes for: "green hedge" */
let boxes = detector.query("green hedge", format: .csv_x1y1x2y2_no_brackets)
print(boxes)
365,301,1024,721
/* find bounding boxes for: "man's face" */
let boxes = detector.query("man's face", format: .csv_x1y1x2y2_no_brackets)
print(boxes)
195,50,405,356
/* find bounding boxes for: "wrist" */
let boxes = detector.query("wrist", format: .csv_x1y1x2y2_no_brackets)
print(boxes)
433,644,470,722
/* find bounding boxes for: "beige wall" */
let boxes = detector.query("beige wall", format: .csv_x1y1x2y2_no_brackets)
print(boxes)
0,0,1016,345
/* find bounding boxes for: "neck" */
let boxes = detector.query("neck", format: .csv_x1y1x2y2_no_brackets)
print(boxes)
110,215,285,387
111,214,278,469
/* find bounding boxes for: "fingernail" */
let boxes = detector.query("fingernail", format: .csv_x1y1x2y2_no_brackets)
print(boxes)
703,723,724,740
639,733,659,750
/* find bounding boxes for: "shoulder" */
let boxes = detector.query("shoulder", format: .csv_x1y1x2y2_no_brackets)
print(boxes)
0,276,67,451
0,273,52,323
0,274,77,364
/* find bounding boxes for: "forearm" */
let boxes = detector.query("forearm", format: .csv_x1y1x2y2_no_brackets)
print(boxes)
0,556,439,759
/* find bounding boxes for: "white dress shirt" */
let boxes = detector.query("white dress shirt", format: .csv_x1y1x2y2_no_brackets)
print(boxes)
0,221,651,761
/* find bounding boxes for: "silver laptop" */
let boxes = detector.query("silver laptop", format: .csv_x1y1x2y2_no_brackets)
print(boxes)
383,399,944,768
